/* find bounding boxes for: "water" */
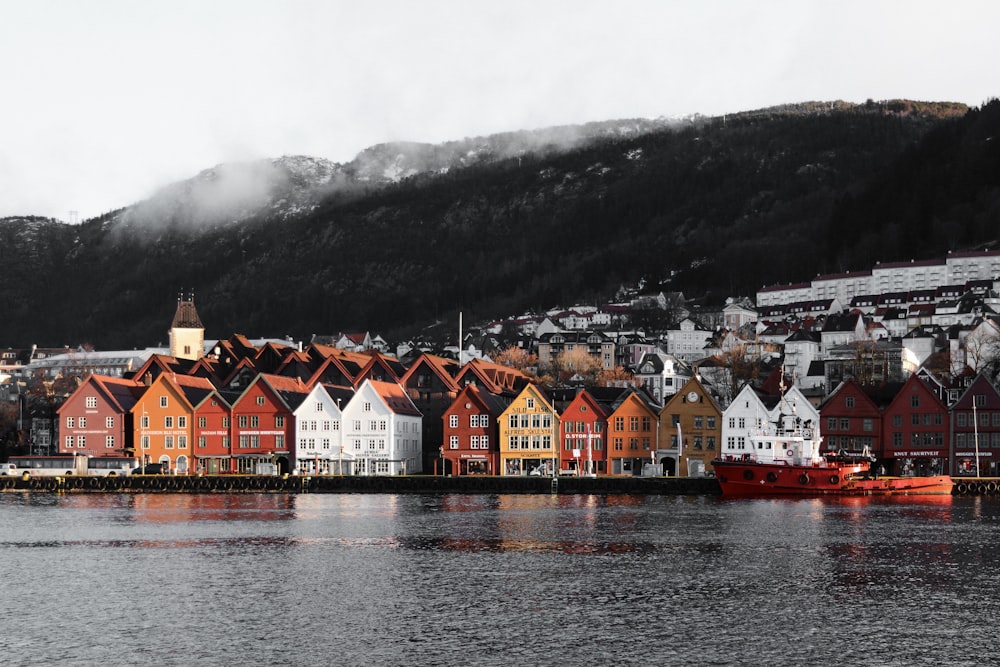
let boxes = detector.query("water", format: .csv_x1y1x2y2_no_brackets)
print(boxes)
0,492,997,666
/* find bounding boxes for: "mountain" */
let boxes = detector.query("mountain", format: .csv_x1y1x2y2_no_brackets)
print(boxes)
1,99,995,350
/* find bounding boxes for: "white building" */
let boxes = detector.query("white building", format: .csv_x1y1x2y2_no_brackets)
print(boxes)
633,352,692,404
721,384,819,460
341,379,423,475
293,383,355,475
667,318,713,361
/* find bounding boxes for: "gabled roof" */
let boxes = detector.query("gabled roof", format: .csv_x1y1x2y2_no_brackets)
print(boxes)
162,372,217,409
455,358,531,395
399,353,461,393
364,380,423,417
60,374,145,415
821,312,863,333
451,383,512,418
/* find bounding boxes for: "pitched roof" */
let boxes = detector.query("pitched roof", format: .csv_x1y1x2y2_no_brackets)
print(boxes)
171,294,203,329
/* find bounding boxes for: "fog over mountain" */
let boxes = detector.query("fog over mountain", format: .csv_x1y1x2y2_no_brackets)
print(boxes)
2,100,996,350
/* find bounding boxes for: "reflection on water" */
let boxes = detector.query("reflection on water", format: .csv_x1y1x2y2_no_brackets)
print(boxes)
2,492,1000,666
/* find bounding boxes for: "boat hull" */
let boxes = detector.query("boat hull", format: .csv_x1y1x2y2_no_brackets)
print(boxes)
713,460,953,497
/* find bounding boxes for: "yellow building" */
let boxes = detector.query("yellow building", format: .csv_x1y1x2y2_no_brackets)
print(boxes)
658,376,722,477
499,384,560,476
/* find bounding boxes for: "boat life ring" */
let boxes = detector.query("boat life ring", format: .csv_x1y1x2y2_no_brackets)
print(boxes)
829,475,840,485
766,472,778,483
786,450,794,457
798,473,810,485
743,469,755,481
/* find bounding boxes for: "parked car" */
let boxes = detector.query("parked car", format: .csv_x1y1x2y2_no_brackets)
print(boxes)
132,463,165,475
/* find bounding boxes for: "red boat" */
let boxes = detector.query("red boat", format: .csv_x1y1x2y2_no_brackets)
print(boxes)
712,413,952,497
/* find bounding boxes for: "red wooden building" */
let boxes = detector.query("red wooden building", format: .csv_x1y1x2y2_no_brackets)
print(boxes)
880,374,949,476
441,384,509,475
57,375,143,459
951,374,1000,477
819,379,885,458
558,390,610,475
230,374,309,474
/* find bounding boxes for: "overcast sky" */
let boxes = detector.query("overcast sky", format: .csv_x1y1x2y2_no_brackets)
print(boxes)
2,0,997,221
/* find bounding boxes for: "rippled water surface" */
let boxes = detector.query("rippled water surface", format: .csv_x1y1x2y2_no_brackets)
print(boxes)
1,492,998,666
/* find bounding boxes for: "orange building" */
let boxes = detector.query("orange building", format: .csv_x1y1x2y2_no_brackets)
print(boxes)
607,389,660,475
132,373,214,474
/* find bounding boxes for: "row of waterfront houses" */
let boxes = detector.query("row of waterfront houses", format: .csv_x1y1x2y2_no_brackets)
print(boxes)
56,350,1000,480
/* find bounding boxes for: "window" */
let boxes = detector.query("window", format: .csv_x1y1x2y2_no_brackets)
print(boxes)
450,415,459,428
275,416,285,428
694,416,703,429
615,417,625,431
141,415,150,429
509,414,518,428
106,417,114,429
910,394,920,408
105,436,115,449
707,416,716,429
256,396,265,406
846,396,855,408
614,438,623,451
481,435,489,449
893,414,902,427
198,436,207,449
275,435,284,449
470,435,479,449
198,416,207,428
164,416,173,428
160,396,168,408
178,436,187,449
79,417,87,428
827,417,837,431
863,419,873,432
164,436,174,449
66,417,75,428
958,413,967,427
364,402,372,412
526,397,535,409
238,415,248,428
316,402,324,412
86,396,97,408
141,436,150,450
975,394,986,407
178,416,187,428
222,416,230,428
706,437,715,451
839,418,849,430
250,416,259,428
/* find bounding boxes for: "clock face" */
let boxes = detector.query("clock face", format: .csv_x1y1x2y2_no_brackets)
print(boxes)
687,391,699,402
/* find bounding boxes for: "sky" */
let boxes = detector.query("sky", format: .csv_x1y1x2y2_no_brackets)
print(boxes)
1,0,997,221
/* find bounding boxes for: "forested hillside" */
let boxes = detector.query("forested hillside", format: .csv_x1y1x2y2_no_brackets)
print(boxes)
1,99,996,350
